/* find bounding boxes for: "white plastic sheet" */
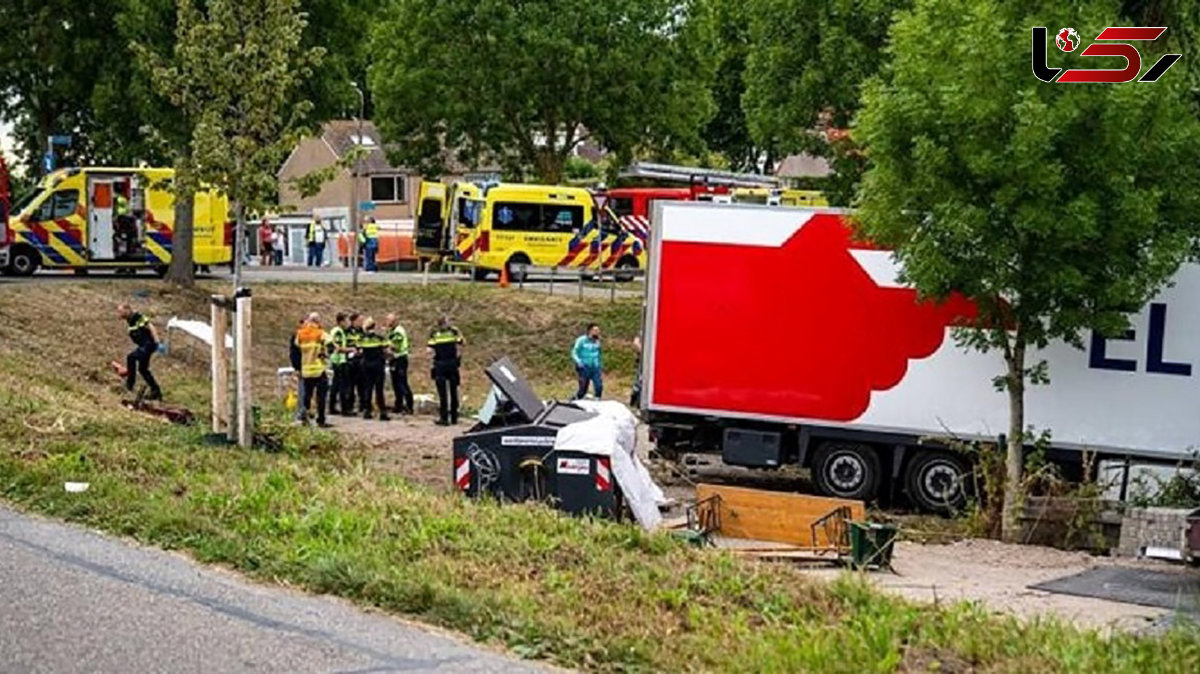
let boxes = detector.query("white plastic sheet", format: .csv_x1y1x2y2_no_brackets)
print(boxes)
166,317,233,349
555,400,667,531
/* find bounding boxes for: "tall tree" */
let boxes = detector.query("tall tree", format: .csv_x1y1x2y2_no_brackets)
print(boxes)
143,0,321,288
743,0,910,202
703,0,767,172
854,0,1200,540
0,1,121,172
371,0,718,183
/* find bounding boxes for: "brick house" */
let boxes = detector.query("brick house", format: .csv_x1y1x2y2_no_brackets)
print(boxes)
276,120,500,231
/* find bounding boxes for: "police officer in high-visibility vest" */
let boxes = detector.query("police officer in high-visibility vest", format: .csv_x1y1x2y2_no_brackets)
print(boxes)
358,317,390,421
305,217,328,267
346,313,364,414
427,316,464,426
383,313,413,415
327,312,353,415
360,216,380,272
117,303,162,400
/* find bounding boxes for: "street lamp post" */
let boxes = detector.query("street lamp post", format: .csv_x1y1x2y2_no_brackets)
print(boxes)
350,83,365,294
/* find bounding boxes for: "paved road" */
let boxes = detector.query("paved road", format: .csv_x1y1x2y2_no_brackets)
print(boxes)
0,504,548,674
0,267,642,300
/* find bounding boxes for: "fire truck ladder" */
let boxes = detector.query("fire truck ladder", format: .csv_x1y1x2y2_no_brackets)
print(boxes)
617,161,781,189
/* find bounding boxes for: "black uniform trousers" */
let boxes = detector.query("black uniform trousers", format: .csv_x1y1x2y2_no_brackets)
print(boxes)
126,343,162,398
301,375,328,424
361,358,387,418
432,361,460,423
390,356,414,413
330,363,352,414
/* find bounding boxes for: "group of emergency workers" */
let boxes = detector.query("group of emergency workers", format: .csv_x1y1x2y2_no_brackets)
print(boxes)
291,311,464,426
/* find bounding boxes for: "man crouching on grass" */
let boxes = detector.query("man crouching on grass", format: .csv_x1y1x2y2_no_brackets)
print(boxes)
117,303,163,401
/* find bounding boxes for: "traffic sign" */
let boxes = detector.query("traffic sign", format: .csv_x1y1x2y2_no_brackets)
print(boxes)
43,152,55,173
359,200,376,212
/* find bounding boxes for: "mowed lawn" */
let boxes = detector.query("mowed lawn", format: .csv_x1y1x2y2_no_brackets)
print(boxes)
0,279,1197,673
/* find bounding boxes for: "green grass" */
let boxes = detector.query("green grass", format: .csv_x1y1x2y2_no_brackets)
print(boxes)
1,281,1199,672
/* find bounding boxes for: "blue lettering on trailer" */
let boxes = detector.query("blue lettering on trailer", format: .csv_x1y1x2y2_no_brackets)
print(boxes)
1088,303,1191,376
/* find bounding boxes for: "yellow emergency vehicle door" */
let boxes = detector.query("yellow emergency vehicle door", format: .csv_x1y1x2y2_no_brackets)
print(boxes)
88,179,116,259
415,181,447,255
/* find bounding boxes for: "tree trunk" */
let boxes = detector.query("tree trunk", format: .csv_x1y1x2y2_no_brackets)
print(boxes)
1000,339,1026,543
534,150,566,184
165,190,195,287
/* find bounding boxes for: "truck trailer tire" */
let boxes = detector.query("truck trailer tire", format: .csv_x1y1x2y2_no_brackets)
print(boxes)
811,442,881,501
904,450,971,513
6,245,40,277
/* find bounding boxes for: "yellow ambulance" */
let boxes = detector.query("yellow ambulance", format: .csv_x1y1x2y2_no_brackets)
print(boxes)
414,180,484,264
731,187,829,208
4,166,231,276
451,182,647,281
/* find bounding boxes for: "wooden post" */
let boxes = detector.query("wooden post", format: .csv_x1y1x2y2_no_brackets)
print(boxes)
578,269,584,300
549,266,555,295
234,288,253,448
210,295,230,435
422,259,430,287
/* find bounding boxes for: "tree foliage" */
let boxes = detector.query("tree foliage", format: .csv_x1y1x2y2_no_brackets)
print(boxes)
854,0,1200,539
703,0,767,172
370,0,718,184
144,0,321,285
0,2,123,170
744,0,910,201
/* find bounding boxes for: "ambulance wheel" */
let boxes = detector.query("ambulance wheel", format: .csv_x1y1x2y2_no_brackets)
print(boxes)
472,267,491,281
7,245,40,277
154,265,169,278
506,253,531,283
904,450,971,514
811,442,881,502
615,256,638,282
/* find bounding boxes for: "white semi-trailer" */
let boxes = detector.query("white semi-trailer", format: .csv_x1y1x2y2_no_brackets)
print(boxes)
640,202,1200,511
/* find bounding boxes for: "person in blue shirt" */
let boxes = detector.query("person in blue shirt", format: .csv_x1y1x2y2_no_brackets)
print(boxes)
571,323,603,400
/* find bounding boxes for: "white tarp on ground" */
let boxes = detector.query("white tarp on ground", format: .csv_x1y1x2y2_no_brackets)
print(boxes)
554,400,667,531
166,317,233,349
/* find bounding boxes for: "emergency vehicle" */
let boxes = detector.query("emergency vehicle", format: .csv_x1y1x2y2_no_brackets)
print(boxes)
414,180,485,264
0,156,11,270
3,166,231,276
731,187,829,207
451,183,635,280
642,202,1200,512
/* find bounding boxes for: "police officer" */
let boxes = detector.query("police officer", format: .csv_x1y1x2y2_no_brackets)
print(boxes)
117,303,162,400
345,313,364,415
427,316,464,426
383,313,413,415
327,312,352,415
358,317,389,421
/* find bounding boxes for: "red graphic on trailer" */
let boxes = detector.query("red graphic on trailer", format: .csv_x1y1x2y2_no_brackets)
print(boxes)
650,213,978,421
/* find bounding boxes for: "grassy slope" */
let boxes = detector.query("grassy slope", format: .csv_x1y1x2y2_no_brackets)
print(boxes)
1,281,1197,673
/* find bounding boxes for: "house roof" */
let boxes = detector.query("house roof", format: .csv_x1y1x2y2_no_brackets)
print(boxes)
775,153,831,179
318,120,499,176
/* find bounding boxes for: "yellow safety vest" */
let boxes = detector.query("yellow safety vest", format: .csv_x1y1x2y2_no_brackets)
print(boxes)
364,222,380,240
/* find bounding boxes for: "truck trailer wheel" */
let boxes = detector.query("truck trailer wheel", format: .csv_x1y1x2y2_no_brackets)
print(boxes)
904,450,971,513
811,442,881,501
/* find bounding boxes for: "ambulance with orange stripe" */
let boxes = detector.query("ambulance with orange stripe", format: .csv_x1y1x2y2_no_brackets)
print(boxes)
446,182,645,281
3,166,231,276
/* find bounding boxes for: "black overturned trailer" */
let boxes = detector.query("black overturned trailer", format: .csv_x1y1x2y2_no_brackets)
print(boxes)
452,358,619,517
